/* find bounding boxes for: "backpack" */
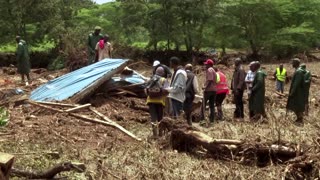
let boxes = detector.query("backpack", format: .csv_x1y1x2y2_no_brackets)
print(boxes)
145,75,164,97
185,71,195,99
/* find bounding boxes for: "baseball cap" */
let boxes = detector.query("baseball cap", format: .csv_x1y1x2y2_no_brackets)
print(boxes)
204,59,214,66
153,60,160,67
94,26,102,30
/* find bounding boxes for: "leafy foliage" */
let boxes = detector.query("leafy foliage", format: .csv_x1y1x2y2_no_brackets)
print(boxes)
0,107,9,126
0,0,320,57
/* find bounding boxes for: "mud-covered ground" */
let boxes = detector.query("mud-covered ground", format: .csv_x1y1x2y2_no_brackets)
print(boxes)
0,61,320,179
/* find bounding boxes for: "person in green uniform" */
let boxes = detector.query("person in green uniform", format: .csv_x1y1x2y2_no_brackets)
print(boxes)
249,61,267,120
286,58,306,123
87,26,103,65
299,63,311,115
16,36,31,84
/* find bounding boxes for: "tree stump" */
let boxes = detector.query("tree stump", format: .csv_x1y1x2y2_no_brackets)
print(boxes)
0,152,14,180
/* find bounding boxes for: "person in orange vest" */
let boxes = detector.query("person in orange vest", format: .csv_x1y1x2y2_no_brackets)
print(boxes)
214,67,230,120
273,64,287,94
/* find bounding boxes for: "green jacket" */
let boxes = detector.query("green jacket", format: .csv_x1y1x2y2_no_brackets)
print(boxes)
286,68,306,113
299,65,311,103
249,69,266,114
16,40,31,74
87,33,103,64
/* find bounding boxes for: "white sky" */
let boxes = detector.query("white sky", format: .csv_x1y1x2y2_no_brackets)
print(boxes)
95,0,114,4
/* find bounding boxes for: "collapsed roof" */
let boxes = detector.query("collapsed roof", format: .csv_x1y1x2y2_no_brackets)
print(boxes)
30,59,147,102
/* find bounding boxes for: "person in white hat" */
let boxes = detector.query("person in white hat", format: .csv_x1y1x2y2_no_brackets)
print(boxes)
152,60,172,78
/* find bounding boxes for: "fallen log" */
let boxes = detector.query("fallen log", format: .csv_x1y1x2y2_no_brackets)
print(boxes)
0,152,14,180
162,118,302,166
11,162,85,179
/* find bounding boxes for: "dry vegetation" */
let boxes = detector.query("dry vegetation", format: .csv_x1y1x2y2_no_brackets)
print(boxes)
0,61,320,179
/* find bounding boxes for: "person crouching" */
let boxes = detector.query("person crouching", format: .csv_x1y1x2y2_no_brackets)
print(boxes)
145,67,169,138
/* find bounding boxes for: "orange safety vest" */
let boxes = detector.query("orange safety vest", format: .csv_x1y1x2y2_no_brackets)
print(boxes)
216,71,230,94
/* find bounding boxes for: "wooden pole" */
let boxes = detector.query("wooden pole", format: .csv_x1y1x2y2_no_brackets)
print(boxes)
65,104,91,113
71,112,142,141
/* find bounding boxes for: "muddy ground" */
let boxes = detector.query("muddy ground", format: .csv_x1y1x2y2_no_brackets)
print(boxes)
1,61,320,179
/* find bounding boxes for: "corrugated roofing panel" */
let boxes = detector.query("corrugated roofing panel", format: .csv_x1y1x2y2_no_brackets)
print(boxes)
30,59,128,102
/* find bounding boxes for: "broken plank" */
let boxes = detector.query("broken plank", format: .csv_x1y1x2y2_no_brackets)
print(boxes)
65,103,91,113
37,101,78,107
70,113,142,141
27,101,64,113
0,152,14,179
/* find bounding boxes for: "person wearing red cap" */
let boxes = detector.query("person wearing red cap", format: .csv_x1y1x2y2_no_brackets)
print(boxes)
201,59,217,124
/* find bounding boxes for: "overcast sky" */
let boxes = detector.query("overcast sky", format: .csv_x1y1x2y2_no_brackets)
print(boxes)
95,0,114,4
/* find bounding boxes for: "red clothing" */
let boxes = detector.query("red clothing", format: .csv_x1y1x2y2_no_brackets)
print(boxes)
205,67,216,92
216,71,230,95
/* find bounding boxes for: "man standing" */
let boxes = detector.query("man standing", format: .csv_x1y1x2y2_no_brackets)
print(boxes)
202,59,217,124
286,58,306,123
214,67,229,120
299,64,311,115
273,64,287,94
87,26,103,65
166,57,187,118
183,64,199,125
249,62,267,120
16,36,31,85
231,58,246,120
152,60,172,78
95,34,113,61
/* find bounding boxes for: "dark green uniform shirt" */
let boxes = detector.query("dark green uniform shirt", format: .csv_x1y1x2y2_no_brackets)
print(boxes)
16,40,31,74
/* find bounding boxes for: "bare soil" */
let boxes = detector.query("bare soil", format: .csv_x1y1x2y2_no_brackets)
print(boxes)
1,61,320,179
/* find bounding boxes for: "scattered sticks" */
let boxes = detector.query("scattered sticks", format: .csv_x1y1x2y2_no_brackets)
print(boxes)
27,100,142,141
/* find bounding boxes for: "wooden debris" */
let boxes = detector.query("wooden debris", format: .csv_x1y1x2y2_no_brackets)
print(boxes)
160,118,303,166
71,112,142,141
0,152,14,180
65,103,91,112
27,100,141,141
11,162,85,179
37,101,78,107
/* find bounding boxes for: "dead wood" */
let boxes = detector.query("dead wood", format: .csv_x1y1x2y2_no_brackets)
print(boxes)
37,101,78,107
65,103,91,112
162,118,303,166
70,113,142,141
27,101,142,141
11,162,85,179
0,152,14,180
90,107,143,140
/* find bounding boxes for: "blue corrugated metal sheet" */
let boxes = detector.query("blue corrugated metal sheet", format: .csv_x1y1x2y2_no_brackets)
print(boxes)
112,71,147,84
30,59,128,102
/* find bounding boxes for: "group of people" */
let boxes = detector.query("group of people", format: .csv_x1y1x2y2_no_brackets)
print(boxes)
145,57,230,137
145,56,312,138
87,26,113,64
14,26,113,85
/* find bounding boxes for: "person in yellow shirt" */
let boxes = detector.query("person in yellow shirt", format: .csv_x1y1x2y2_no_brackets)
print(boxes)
146,66,169,138
273,64,287,94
